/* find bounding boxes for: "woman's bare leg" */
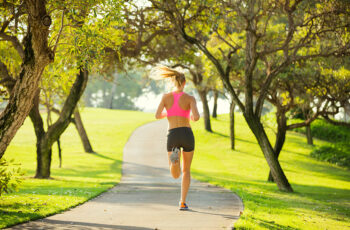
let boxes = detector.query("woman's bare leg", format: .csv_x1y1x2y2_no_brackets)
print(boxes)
168,151,181,179
181,150,194,203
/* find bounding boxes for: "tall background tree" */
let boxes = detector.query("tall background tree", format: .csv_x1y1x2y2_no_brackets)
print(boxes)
151,0,350,192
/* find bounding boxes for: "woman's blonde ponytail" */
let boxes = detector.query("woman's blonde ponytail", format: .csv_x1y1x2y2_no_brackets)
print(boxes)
150,65,185,88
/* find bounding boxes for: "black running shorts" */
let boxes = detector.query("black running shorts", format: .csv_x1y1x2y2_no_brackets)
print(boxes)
167,127,195,152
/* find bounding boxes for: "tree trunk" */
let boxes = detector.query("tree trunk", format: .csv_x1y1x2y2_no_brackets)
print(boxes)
109,73,118,109
306,124,313,145
36,142,53,178
57,137,62,168
212,90,218,118
244,114,293,192
29,90,48,178
345,101,350,122
197,89,212,132
267,168,274,182
30,68,89,178
268,111,287,182
29,93,53,179
73,107,94,153
230,100,235,150
0,1,53,158
103,84,109,108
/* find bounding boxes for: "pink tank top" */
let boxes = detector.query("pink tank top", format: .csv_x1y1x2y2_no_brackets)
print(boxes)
166,92,191,119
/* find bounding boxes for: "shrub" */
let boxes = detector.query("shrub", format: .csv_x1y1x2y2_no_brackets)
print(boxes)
310,144,350,168
292,118,350,169
0,158,24,197
311,120,350,142
294,119,350,143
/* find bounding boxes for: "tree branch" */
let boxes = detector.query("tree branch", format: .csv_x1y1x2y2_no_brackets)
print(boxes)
0,3,25,60
0,60,16,90
215,29,241,52
53,9,65,55
45,67,88,147
0,33,25,60
323,115,350,128
287,111,320,130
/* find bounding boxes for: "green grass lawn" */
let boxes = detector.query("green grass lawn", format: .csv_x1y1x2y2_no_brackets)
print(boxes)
1,108,349,229
0,108,154,228
191,114,350,230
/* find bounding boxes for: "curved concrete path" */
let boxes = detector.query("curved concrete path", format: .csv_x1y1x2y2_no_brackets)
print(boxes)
8,120,243,230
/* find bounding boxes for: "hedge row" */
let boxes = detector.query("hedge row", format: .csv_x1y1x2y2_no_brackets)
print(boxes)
293,119,350,169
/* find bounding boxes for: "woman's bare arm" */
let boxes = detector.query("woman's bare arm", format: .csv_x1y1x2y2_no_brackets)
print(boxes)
155,95,167,119
190,96,200,121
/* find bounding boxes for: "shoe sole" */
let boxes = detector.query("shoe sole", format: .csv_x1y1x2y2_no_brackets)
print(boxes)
170,148,180,164
179,202,189,211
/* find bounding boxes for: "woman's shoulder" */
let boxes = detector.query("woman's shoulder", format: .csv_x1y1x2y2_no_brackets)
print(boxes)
162,92,173,98
183,92,195,100
161,92,173,101
162,92,194,101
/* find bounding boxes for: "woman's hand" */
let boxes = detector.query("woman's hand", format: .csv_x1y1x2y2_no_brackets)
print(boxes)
190,97,200,121
160,110,167,118
190,114,195,121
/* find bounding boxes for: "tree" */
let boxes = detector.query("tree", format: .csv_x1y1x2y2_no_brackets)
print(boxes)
151,0,350,192
263,58,350,182
29,68,88,178
72,107,94,153
0,0,54,158
39,47,95,155
319,63,350,128
102,2,172,71
212,90,219,118
27,0,125,178
0,0,123,161
204,34,243,148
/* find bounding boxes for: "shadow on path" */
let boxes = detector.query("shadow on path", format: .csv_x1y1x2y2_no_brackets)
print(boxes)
187,209,239,220
10,219,154,230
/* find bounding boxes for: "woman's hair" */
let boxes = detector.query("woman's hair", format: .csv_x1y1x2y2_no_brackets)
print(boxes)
150,65,185,88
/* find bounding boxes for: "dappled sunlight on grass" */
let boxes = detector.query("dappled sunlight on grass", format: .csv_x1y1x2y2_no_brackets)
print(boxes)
192,113,350,230
0,108,154,228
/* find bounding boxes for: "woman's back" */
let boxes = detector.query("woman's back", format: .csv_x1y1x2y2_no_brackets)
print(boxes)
163,92,192,129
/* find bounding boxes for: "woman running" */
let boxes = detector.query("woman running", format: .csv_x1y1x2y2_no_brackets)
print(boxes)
154,66,200,211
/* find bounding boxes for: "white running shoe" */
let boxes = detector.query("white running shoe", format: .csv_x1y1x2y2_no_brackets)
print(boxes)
170,147,180,164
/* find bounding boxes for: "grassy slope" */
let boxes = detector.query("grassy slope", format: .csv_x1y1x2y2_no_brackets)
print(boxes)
0,108,154,228
191,114,350,230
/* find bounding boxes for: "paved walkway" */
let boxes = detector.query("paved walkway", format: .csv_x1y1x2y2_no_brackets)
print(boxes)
9,120,243,230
